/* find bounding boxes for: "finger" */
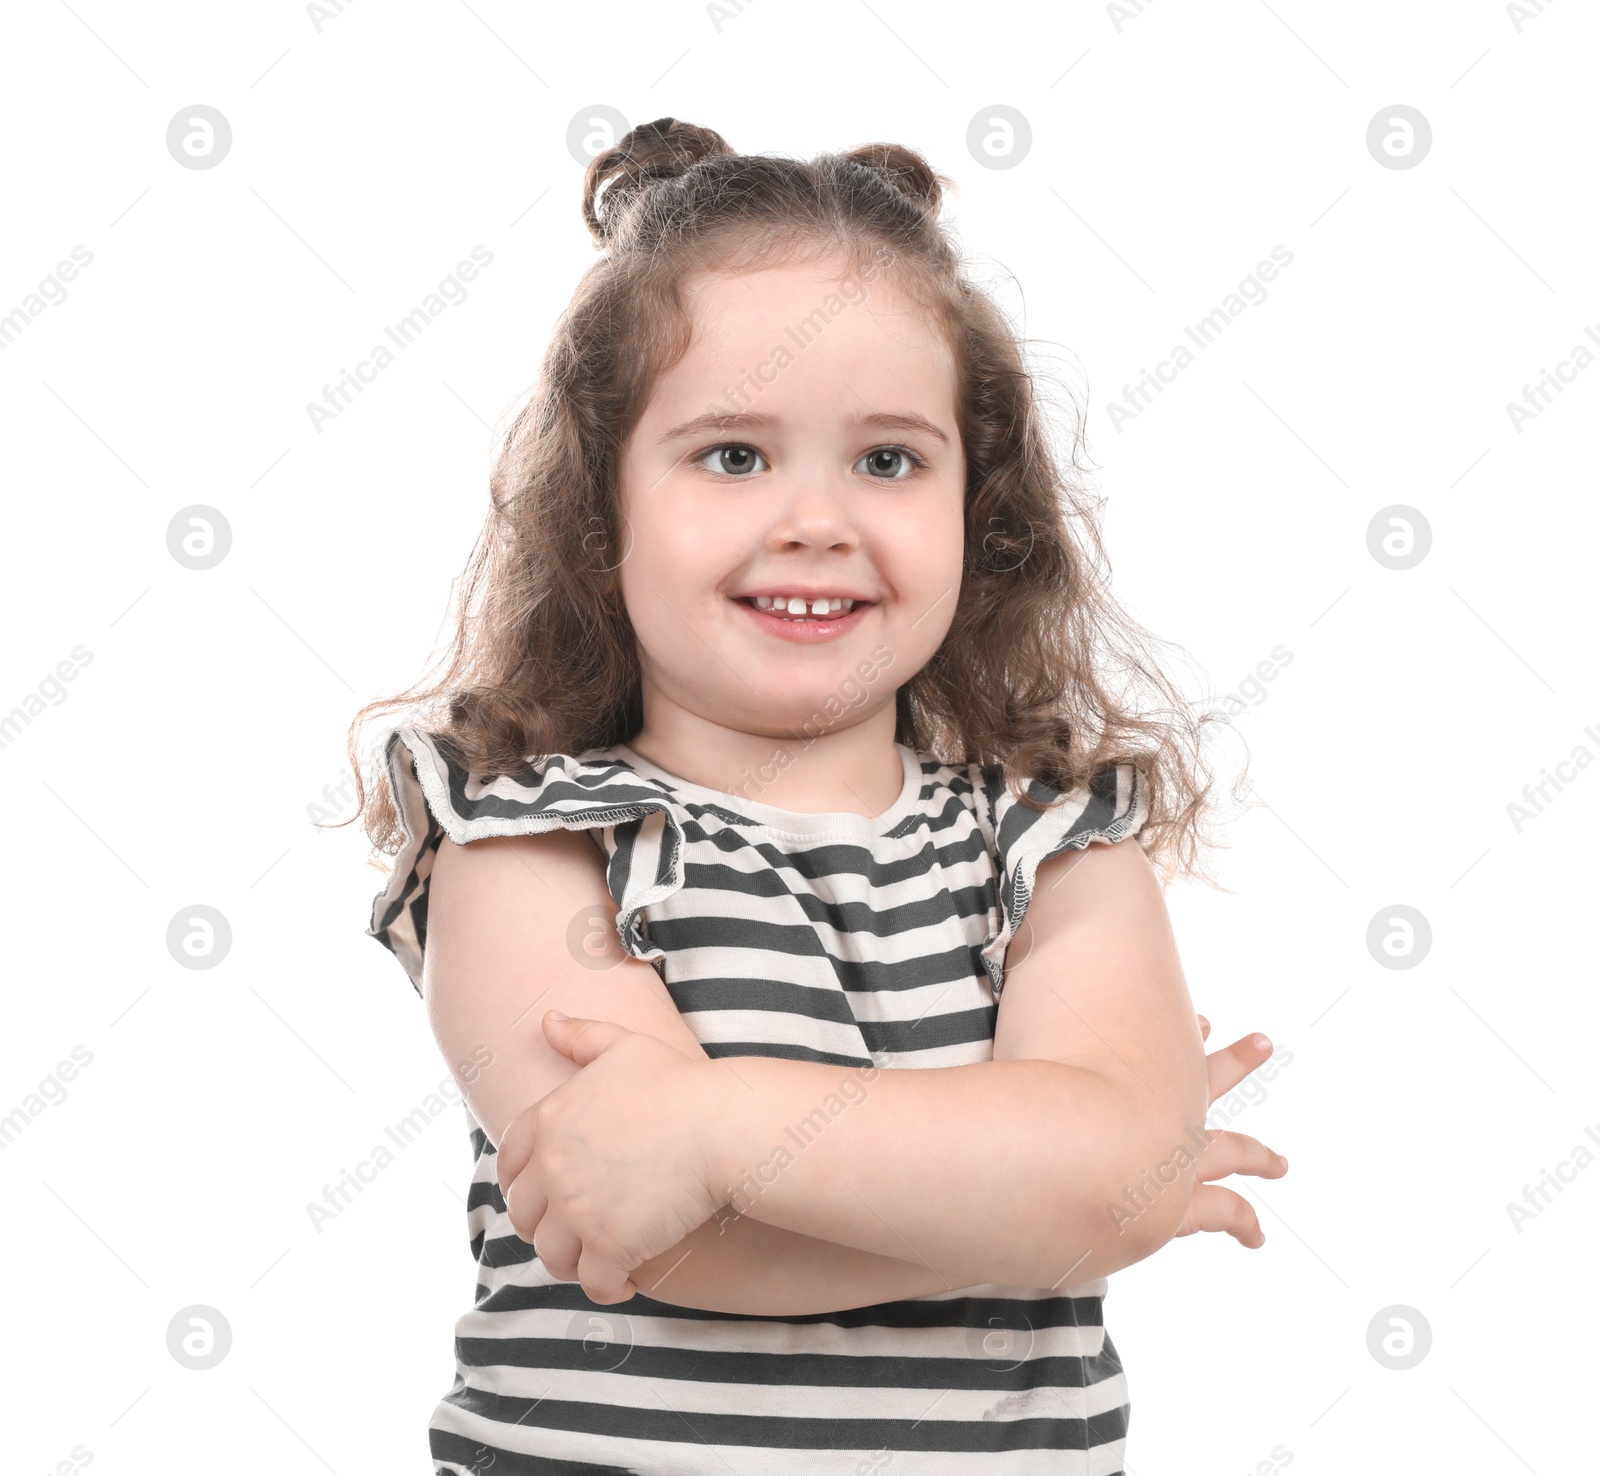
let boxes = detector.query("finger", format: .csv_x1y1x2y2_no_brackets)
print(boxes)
542,1014,632,1069
533,1216,584,1283
1195,1128,1288,1184
503,1168,549,1243
1206,1032,1274,1103
577,1241,637,1305
496,1110,539,1202
1197,1014,1210,1043
1182,1184,1264,1247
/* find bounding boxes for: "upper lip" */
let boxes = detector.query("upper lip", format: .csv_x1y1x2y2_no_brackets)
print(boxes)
733,588,876,602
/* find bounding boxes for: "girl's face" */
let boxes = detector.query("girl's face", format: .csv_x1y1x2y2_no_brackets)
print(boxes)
615,251,966,747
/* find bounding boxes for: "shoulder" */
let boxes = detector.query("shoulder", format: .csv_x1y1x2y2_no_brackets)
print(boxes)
975,756,1150,995
425,822,629,1009
376,726,679,846
984,758,1147,863
365,726,692,994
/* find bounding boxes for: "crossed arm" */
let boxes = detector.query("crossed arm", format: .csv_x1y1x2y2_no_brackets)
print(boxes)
423,825,1278,1316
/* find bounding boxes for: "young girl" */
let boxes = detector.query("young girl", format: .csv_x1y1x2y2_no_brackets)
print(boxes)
351,118,1286,1476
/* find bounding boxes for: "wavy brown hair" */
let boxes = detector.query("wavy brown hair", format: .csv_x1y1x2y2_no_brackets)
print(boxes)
338,117,1247,886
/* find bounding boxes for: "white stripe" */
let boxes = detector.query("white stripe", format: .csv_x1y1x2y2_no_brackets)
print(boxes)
438,1359,1130,1424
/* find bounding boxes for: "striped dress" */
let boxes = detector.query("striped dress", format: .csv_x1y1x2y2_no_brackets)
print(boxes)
368,726,1149,1476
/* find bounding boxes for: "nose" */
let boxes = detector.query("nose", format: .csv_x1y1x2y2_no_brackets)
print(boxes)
763,470,861,554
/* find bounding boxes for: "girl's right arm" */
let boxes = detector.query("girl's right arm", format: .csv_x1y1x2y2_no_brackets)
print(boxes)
634,1024,1283,1313
424,826,965,1316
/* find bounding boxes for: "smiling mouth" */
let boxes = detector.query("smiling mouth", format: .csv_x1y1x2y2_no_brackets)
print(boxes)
734,596,874,621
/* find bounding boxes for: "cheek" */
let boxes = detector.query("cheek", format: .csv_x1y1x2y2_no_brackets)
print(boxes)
616,489,738,628
876,507,964,649
898,503,966,594
616,482,688,586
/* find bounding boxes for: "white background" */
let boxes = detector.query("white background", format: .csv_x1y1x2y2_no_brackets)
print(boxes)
2,1,1595,1472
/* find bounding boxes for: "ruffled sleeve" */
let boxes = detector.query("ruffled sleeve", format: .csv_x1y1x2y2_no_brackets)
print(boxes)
978,761,1149,997
365,726,688,997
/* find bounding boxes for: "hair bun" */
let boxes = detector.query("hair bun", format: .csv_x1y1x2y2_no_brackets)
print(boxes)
841,142,945,219
582,117,734,246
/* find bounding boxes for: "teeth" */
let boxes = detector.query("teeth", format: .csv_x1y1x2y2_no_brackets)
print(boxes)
751,596,854,617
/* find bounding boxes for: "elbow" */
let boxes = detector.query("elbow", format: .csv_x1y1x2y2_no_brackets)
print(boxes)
1028,1063,1210,1284
1097,1115,1210,1268
1114,1042,1211,1261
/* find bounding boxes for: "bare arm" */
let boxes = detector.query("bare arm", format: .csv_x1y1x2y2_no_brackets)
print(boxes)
682,837,1211,1288
423,826,964,1315
632,1210,964,1315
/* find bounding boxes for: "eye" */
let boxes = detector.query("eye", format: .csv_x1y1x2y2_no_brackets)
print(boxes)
854,445,925,480
697,444,767,477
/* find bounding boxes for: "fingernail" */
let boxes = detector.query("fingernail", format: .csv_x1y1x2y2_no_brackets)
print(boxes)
1277,1154,1288,1171
1251,1034,1271,1052
547,1010,570,1023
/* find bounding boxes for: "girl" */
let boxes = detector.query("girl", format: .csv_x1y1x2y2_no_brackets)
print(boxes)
350,118,1286,1476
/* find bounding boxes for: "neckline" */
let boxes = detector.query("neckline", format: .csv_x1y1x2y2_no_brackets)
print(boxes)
600,741,924,839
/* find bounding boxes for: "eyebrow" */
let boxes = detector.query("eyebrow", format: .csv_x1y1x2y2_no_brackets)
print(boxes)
658,410,951,447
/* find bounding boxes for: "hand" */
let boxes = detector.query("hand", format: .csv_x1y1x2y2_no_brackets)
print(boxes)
495,1013,730,1305
1173,1015,1289,1248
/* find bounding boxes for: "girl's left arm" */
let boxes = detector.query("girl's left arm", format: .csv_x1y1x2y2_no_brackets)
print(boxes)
509,837,1282,1294
696,836,1216,1287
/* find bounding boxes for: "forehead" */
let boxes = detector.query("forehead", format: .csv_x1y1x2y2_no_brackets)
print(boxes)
650,254,956,412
